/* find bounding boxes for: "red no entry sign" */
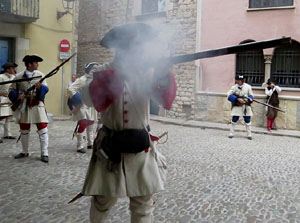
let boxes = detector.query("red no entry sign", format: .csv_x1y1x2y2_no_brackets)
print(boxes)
59,39,70,52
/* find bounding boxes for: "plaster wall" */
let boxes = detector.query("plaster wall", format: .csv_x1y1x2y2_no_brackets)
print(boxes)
199,0,300,93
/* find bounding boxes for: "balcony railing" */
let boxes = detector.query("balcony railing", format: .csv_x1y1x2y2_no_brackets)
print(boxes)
0,0,39,23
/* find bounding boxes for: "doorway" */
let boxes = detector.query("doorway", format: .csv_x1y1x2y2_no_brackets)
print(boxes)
0,37,14,72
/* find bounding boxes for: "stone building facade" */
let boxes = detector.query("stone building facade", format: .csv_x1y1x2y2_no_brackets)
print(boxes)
77,0,198,120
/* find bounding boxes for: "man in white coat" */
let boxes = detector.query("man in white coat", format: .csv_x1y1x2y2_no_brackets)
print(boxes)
9,55,50,163
71,23,176,223
67,63,101,153
0,62,17,143
227,74,254,140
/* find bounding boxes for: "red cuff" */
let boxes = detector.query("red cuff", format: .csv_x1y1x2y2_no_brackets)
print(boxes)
153,72,176,110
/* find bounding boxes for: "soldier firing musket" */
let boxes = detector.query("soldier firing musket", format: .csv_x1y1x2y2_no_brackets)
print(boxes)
68,22,292,223
9,54,75,163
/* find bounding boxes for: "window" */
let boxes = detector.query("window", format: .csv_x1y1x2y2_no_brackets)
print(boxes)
236,40,265,86
142,0,165,14
249,0,294,8
271,41,300,88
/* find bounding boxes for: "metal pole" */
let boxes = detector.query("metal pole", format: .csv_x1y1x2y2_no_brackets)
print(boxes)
61,61,65,115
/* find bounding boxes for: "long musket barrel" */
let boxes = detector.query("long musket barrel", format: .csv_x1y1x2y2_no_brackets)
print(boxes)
252,98,286,113
25,53,77,93
168,37,292,64
0,76,42,86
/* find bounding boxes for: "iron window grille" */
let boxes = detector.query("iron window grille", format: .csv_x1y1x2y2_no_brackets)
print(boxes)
271,41,300,88
236,41,265,86
249,0,294,8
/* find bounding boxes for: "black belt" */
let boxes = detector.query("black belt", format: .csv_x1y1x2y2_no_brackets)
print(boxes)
100,125,151,164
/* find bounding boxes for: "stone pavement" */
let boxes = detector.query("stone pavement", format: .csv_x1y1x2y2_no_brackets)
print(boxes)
1,120,300,223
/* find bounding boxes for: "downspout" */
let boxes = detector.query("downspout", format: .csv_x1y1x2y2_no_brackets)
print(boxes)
195,0,202,93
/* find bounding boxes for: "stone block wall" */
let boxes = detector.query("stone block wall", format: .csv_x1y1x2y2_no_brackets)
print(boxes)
77,0,198,119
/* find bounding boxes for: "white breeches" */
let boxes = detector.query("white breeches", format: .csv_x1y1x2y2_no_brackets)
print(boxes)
90,195,154,223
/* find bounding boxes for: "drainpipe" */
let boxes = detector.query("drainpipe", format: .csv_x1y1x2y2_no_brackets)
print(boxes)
195,0,203,92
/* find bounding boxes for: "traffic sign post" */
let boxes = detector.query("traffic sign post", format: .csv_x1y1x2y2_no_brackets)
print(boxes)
59,39,71,115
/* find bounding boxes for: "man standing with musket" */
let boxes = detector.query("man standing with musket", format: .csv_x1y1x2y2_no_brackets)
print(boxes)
71,23,176,223
9,55,50,163
67,62,105,153
227,74,254,140
0,62,18,143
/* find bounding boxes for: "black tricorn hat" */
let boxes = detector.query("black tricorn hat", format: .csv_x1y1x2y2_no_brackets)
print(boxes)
100,23,157,49
22,55,43,64
2,62,18,70
266,78,275,85
235,74,245,80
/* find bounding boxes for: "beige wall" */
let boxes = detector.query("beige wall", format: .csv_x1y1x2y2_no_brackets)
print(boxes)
25,0,78,115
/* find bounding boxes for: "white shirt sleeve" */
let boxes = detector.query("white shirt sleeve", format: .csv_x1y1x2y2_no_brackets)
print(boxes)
67,76,85,97
274,85,281,93
265,88,273,96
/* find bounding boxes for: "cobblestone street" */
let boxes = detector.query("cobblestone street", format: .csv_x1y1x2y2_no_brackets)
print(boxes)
1,120,300,223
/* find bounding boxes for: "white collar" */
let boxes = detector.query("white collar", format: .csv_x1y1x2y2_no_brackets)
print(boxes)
25,70,35,78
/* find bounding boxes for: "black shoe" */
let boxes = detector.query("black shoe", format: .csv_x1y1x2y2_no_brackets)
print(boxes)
14,153,29,159
4,136,16,140
41,155,49,163
87,145,93,149
0,138,3,143
77,148,87,153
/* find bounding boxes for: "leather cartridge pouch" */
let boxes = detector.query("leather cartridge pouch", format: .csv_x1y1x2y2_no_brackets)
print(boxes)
100,126,150,164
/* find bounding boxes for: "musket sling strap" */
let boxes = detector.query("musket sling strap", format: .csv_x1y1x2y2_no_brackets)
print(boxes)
99,125,150,164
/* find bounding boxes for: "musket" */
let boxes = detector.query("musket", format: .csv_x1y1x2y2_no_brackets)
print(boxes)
166,37,291,64
0,76,42,85
251,98,285,113
11,53,76,111
72,122,79,140
239,96,285,113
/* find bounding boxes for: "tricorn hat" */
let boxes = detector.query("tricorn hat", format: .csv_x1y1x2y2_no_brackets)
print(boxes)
1,62,18,70
85,62,98,74
100,23,157,49
266,78,275,85
235,74,245,80
22,55,43,64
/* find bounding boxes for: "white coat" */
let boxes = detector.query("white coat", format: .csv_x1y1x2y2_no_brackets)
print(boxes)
80,64,175,198
227,83,254,117
10,70,48,124
0,73,14,117
67,75,98,122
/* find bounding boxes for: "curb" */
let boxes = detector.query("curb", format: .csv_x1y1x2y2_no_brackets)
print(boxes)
150,115,300,139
